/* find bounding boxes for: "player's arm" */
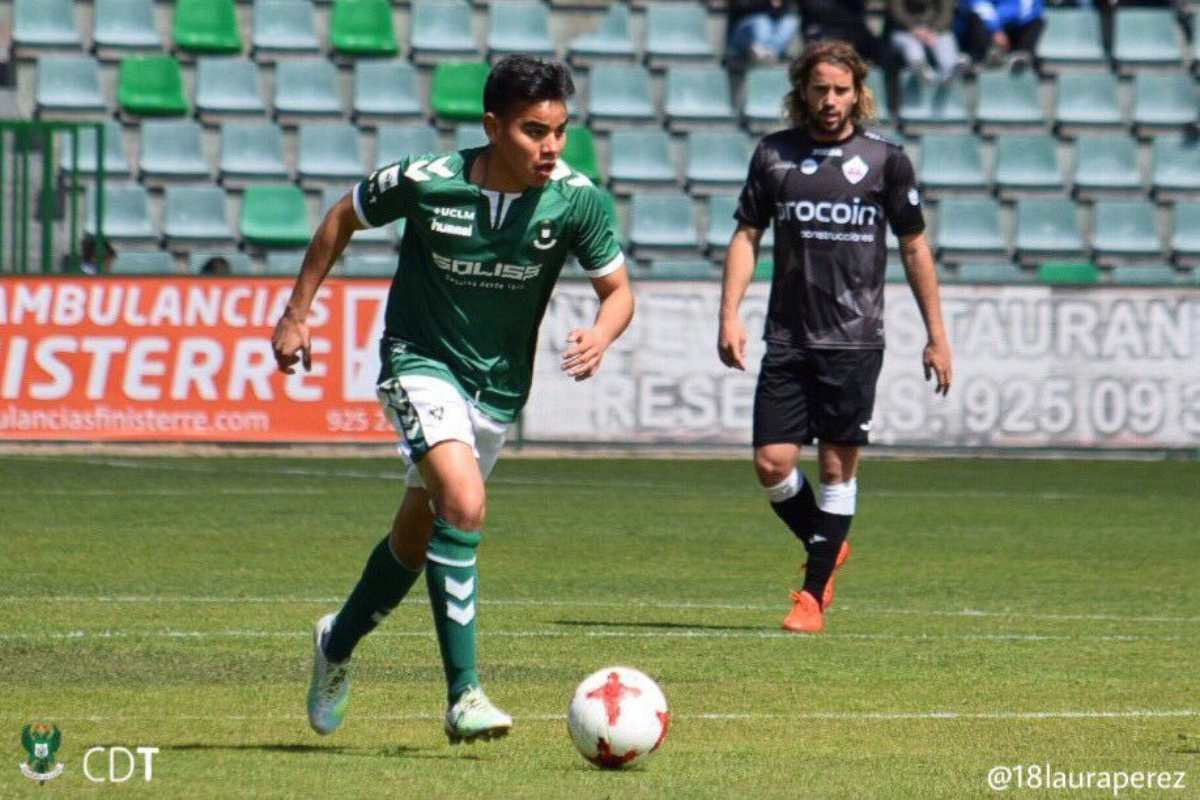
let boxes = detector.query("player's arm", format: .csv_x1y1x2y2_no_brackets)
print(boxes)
718,223,764,371
563,265,634,382
898,232,952,395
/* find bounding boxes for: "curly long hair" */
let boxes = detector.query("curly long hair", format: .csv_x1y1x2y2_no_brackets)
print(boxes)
783,41,877,130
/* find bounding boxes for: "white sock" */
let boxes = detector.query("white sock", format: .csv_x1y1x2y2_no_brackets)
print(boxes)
818,479,858,516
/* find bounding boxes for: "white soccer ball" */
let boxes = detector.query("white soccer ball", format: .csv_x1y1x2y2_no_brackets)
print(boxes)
567,666,670,769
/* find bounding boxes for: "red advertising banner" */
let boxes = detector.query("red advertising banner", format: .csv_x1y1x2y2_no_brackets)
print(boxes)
0,276,396,441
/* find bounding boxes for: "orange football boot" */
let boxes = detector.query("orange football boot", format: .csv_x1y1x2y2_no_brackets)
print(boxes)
781,589,823,633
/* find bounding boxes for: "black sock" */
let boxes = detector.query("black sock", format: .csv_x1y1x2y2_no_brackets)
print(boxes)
802,509,852,607
324,535,422,663
770,477,819,552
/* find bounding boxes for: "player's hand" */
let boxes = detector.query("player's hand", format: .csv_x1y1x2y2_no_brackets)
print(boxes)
718,316,747,371
562,328,608,382
923,338,952,396
271,310,312,374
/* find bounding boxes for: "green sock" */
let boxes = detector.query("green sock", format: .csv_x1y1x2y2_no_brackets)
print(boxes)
425,518,481,704
325,535,422,663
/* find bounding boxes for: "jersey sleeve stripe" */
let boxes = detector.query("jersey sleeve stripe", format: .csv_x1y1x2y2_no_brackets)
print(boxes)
585,251,626,279
351,182,372,229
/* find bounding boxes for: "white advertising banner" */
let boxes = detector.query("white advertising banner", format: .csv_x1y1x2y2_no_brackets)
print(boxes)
525,282,1200,450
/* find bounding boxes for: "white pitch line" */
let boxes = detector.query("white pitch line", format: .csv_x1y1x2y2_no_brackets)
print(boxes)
0,488,322,496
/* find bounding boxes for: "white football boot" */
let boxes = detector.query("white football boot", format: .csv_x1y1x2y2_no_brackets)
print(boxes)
443,686,512,744
307,613,350,735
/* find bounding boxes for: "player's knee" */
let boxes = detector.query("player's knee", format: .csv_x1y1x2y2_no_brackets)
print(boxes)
439,493,486,531
753,452,793,487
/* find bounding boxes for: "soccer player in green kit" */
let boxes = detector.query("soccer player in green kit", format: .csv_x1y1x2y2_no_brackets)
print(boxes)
270,56,634,745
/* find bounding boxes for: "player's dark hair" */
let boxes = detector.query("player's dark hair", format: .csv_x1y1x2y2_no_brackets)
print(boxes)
483,55,575,118
784,40,877,130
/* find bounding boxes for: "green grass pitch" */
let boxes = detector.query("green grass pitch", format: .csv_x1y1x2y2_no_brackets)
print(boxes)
2,454,1198,798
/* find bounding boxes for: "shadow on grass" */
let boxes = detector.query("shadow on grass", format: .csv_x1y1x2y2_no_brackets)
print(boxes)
166,743,464,760
552,619,765,632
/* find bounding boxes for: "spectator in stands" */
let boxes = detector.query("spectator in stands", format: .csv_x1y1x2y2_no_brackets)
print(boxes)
79,234,115,275
888,0,964,84
200,256,232,276
727,1,801,66
800,0,890,65
955,0,1046,71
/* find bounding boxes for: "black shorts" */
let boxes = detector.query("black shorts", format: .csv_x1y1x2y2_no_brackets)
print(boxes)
752,344,884,448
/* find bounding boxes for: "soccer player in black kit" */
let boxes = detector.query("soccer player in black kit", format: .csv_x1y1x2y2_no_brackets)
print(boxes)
718,41,953,633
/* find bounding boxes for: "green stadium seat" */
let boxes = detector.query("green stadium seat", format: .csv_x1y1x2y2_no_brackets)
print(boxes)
935,197,1007,260
1054,73,1123,134
885,259,907,284
1073,136,1141,199
85,183,158,241
568,3,636,64
1092,200,1160,261
865,70,890,125
111,251,176,275
644,260,717,280
1170,202,1200,265
587,64,656,128
993,134,1061,197
219,122,289,184
13,0,80,49
743,66,788,132
431,62,490,123
353,61,423,124
410,0,477,63
1133,74,1199,135
608,128,676,191
644,2,715,66
343,255,397,277
189,251,253,275
251,0,321,58
330,0,399,58
93,0,162,55
1036,8,1106,70
1113,9,1183,72
1108,265,1198,286
918,134,987,192
164,186,234,243
974,70,1043,131
173,0,242,55
488,0,555,58
195,57,266,119
241,185,312,248
629,193,698,257
298,123,363,183
274,60,342,120
1015,199,1085,262
561,126,602,183
705,193,773,253
752,258,773,281
263,250,305,275
947,262,1035,284
323,188,392,245
1037,261,1098,285
898,71,969,129
140,120,210,182
118,55,189,117
454,125,489,150
58,122,131,178
685,131,752,194
375,124,440,168
36,56,107,117
1151,135,1200,199
664,65,736,130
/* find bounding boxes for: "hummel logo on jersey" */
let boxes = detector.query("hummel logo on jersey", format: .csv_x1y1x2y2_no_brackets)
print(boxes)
405,156,454,183
842,155,869,185
432,253,542,281
431,219,472,237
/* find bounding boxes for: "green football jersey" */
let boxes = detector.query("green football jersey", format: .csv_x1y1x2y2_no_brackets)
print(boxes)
352,146,625,423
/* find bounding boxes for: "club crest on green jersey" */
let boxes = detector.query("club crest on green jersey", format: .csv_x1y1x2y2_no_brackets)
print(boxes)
532,220,558,250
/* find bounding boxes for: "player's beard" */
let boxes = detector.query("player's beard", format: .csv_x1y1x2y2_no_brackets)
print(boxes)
813,106,849,138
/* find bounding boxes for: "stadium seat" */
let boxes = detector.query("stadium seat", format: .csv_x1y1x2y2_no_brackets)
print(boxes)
863,71,891,125
1092,200,1160,262
664,65,736,130
934,197,1007,260
898,71,969,130
173,0,242,55
487,0,555,59
111,251,176,274
139,120,211,183
742,66,788,132
343,254,397,276
13,0,80,50
454,125,489,150
240,185,311,248
993,134,1061,197
58,121,132,178
1151,135,1200,200
1132,74,1199,135
375,124,440,168
189,251,253,275
1072,136,1141,199
1053,73,1123,134
1113,9,1183,72
1036,8,1106,71
568,3,636,65
274,59,343,121
918,134,987,192
885,259,907,283
629,193,698,257
752,257,773,281
330,0,399,58
1171,202,1200,265
561,126,602,183
323,188,392,245
608,128,676,192
974,70,1043,132
163,186,235,243
410,0,477,63
705,193,773,253
118,56,189,117
219,122,290,184
36,56,107,117
195,57,266,120
85,183,157,241
93,0,162,56
353,60,423,125
1037,261,1098,285
251,0,322,59
587,64,656,128
298,124,363,185
947,262,1035,284
431,62,490,123
1015,198,1085,263
1108,264,1198,286
643,260,716,280
263,250,305,274
685,130,752,194
644,2,715,66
